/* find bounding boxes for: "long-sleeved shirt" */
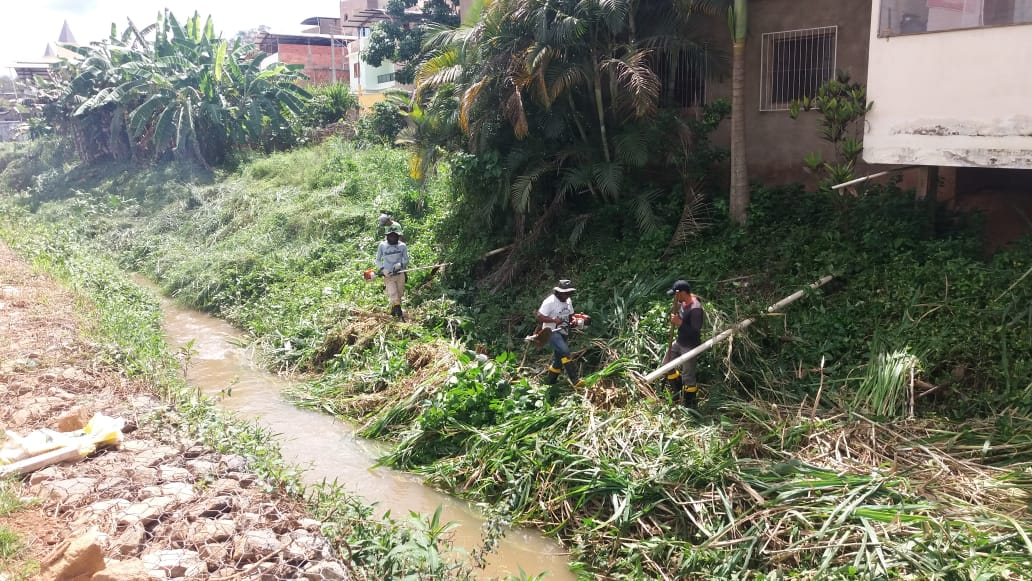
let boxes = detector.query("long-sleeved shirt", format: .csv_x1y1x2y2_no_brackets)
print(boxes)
676,295,704,347
376,240,409,274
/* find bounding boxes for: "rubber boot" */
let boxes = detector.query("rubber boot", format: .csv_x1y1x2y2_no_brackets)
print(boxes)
561,357,580,387
397,306,406,322
682,385,698,408
390,305,405,321
544,366,562,385
665,371,683,404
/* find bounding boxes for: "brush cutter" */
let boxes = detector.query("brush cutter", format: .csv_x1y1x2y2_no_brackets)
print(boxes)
363,263,451,281
524,313,590,347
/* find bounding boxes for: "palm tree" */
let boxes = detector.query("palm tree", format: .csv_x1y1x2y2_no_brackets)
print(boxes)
728,0,749,226
414,0,729,285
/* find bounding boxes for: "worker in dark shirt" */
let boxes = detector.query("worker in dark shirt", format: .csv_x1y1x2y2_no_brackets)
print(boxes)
661,280,704,407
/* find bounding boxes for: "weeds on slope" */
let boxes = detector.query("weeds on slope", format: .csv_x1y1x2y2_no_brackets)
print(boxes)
0,214,489,580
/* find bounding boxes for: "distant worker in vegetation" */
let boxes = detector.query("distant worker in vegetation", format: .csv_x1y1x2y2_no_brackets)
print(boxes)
376,226,409,321
377,212,402,238
536,279,583,387
661,280,704,407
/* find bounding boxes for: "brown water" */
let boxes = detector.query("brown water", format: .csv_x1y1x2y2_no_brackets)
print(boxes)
153,291,576,580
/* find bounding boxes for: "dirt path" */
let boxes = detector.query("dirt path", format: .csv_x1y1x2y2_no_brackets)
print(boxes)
0,242,349,580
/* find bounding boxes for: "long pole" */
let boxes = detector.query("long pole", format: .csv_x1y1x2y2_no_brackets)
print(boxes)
643,275,833,383
831,165,919,191
397,262,450,274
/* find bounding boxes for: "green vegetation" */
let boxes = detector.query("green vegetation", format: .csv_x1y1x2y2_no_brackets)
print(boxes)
0,210,487,580
0,478,36,577
410,0,730,286
1,134,1030,578
790,70,873,190
34,10,309,167
1,3,1030,576
364,0,461,85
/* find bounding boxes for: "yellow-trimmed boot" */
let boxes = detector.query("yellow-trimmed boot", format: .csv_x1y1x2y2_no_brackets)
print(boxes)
682,384,698,408
665,370,683,403
544,365,562,385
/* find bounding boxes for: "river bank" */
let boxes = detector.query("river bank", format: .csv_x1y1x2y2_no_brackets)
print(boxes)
0,241,349,579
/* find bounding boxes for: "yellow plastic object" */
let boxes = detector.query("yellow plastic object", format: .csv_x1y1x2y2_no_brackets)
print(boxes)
82,413,125,448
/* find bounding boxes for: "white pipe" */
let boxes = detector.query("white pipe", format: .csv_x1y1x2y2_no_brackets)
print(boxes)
831,165,920,190
643,275,834,383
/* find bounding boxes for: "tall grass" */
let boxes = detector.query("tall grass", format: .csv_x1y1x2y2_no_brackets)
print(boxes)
849,350,920,418
0,216,481,580
4,139,1032,578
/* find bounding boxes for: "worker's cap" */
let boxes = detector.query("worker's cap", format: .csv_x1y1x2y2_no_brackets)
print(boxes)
386,225,402,236
667,280,692,295
377,213,392,226
553,279,576,293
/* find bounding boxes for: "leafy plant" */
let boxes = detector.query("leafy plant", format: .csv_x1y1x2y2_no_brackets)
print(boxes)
36,10,311,167
790,70,873,190
848,349,921,418
356,100,407,145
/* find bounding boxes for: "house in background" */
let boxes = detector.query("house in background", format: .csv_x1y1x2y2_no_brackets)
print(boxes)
256,1,400,107
864,0,1032,249
678,0,1031,249
335,0,471,107
337,0,401,107
257,16,353,86
4,21,83,142
11,20,81,84
684,1,879,187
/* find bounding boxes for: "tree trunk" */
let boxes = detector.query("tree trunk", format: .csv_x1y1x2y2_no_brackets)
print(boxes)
729,0,749,226
591,50,612,163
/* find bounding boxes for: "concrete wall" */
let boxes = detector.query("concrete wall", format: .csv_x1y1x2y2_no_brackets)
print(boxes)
864,7,1032,169
705,0,877,187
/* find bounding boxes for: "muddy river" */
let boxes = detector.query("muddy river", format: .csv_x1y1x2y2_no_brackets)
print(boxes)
152,289,575,580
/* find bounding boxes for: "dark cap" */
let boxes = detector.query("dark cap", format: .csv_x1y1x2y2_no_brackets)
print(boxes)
666,280,691,295
553,279,576,293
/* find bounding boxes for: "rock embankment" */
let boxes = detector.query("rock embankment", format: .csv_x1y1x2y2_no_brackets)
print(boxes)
0,242,350,580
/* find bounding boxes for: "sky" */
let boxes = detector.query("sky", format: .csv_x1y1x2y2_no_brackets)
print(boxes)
0,0,338,69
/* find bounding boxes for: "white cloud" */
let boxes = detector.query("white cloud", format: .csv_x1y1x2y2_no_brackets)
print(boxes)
2,0,336,68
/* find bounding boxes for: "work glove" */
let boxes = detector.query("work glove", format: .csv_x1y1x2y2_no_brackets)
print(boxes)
393,263,403,274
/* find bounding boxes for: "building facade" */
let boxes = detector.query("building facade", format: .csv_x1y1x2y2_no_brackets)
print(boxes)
338,0,399,107
684,1,878,187
864,0,1032,248
257,16,352,86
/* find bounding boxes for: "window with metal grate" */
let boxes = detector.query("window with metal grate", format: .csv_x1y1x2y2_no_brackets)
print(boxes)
653,48,707,109
759,26,838,112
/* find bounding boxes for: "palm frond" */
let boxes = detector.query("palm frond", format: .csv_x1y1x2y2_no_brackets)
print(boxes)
509,159,550,213
602,49,659,118
591,161,624,200
502,86,529,139
632,187,665,235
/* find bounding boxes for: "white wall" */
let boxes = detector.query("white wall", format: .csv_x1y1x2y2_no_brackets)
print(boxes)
864,5,1032,168
347,34,397,96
